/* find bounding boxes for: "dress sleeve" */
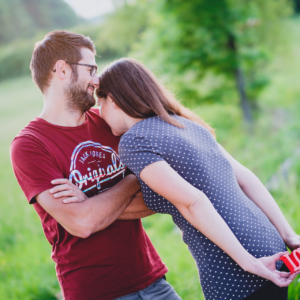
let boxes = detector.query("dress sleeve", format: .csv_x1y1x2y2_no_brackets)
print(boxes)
119,132,165,178
10,136,63,204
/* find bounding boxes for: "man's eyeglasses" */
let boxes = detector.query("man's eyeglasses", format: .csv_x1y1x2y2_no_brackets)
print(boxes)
53,61,98,77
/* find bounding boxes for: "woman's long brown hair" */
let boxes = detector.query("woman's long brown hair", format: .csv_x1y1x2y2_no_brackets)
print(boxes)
97,58,216,137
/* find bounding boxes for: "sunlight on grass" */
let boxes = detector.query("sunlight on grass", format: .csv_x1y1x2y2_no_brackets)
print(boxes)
2,19,300,299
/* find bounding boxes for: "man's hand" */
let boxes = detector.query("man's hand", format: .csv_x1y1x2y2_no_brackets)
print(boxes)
50,179,88,203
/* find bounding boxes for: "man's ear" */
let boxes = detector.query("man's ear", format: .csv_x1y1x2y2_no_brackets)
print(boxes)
53,60,70,79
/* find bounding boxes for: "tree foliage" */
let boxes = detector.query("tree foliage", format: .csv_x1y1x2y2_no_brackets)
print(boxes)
0,0,80,45
75,1,149,61
293,0,300,13
134,0,293,122
0,1,148,81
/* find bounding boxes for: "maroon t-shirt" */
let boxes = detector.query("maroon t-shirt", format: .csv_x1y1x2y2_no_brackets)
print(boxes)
10,108,167,300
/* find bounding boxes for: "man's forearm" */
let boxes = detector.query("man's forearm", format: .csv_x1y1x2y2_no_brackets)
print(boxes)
117,191,156,220
37,175,140,238
77,175,141,235
118,210,156,220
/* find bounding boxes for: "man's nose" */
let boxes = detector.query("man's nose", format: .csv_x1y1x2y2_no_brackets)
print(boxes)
91,75,99,88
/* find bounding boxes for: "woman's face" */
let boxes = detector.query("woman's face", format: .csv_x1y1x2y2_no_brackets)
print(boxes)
98,96,125,136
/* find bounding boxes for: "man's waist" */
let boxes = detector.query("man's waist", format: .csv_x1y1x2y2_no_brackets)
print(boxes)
56,259,168,300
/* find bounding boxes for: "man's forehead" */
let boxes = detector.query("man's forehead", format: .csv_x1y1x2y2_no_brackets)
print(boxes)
79,47,96,64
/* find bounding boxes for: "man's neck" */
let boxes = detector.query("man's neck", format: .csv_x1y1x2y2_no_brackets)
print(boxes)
39,91,86,127
39,109,86,127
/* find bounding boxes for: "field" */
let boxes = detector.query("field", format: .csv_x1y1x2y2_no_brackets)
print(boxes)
1,19,300,300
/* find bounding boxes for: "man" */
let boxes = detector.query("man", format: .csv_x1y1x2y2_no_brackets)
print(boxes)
10,30,181,300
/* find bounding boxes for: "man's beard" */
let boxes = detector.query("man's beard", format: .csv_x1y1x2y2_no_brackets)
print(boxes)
65,83,96,113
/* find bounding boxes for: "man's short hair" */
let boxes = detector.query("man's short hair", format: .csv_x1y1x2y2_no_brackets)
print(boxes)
30,30,96,93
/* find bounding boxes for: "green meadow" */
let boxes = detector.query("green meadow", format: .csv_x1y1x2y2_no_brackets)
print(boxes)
1,18,300,300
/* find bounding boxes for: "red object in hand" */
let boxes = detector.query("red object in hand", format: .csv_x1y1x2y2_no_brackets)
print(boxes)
280,248,300,273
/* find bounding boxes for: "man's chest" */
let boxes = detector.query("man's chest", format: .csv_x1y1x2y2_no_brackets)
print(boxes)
46,132,126,197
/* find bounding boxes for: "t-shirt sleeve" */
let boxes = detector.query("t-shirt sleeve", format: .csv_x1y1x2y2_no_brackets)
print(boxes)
10,136,63,204
119,132,165,178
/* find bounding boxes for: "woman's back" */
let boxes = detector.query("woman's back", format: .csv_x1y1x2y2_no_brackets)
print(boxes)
119,115,286,300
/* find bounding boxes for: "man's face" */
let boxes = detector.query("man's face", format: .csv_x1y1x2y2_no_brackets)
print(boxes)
65,47,99,113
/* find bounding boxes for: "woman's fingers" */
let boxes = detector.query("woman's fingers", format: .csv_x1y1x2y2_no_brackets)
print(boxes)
284,235,300,251
271,251,289,261
272,269,300,287
287,269,300,281
276,279,292,287
255,255,300,287
271,273,291,287
274,270,290,277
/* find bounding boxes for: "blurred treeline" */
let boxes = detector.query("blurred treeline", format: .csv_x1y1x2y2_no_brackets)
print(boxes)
0,0,79,44
0,0,299,124
0,0,80,80
2,1,300,299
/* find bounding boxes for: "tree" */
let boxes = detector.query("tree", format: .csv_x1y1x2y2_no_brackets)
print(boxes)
293,0,300,13
74,1,149,61
0,0,80,45
134,0,293,124
0,0,149,81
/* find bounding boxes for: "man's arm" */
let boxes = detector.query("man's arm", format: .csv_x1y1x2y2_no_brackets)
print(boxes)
117,191,156,220
51,179,156,220
36,175,140,238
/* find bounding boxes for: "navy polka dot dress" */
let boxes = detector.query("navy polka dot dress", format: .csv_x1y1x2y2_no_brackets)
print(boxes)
119,116,286,300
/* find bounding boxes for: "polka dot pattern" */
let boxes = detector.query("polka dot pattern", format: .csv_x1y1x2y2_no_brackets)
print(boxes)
119,116,286,300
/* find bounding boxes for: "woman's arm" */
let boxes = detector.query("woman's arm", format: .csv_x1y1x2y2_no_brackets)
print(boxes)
217,144,300,250
140,160,298,286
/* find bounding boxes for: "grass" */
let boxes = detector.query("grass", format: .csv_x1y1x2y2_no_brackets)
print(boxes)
1,19,300,300
0,75,203,299
0,77,59,299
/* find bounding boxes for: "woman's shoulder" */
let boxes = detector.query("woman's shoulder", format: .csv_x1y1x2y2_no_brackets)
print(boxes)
124,116,161,136
122,115,210,142
120,117,163,145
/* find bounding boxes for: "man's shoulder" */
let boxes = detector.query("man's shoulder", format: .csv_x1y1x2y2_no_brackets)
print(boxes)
11,118,47,148
88,107,100,116
86,107,101,121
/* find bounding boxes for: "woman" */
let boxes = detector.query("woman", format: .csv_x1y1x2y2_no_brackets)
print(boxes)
52,58,300,300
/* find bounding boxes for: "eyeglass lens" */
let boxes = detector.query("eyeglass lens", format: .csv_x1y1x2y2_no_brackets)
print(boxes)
91,66,97,77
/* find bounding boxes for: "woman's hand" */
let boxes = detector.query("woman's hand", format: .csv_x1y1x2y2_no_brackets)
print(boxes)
284,234,300,251
248,252,300,287
50,178,88,204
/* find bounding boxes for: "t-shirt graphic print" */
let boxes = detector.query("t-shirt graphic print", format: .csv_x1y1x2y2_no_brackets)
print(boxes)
69,141,126,197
